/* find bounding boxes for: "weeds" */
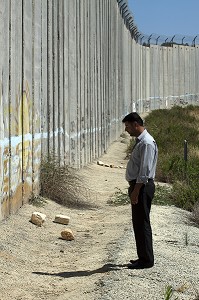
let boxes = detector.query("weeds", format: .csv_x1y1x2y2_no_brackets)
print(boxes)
29,195,47,207
109,184,173,207
170,181,199,211
40,154,95,209
144,105,199,184
108,187,129,206
164,283,198,300
164,286,178,300
153,184,172,206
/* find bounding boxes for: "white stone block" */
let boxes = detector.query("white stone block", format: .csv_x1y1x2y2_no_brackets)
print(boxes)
97,160,104,166
54,214,70,225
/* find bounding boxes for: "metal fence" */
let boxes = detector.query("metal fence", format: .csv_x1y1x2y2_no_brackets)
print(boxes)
0,0,198,219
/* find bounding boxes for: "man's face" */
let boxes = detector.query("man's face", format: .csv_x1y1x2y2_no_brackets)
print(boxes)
124,121,137,136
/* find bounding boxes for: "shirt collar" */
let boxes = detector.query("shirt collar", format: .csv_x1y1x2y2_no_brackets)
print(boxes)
137,129,147,141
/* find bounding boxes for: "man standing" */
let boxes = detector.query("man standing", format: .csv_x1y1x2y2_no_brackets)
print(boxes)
122,112,158,269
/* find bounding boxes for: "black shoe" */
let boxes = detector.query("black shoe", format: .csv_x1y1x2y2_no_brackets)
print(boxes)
129,259,139,264
127,261,154,269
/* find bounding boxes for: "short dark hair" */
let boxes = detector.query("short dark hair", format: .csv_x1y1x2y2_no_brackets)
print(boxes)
122,112,143,126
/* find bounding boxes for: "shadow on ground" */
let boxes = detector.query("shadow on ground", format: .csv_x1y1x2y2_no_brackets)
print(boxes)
32,263,128,278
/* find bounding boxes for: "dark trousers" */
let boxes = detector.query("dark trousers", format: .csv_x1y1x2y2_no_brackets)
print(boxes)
128,180,155,264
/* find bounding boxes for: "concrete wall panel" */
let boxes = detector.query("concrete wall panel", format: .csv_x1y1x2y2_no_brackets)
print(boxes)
40,0,48,158
23,0,33,203
63,0,70,165
9,0,23,214
0,0,10,218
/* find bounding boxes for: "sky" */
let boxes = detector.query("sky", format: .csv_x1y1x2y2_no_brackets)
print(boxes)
127,0,199,42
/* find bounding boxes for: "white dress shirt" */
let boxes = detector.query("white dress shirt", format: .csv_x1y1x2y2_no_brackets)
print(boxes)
126,129,158,184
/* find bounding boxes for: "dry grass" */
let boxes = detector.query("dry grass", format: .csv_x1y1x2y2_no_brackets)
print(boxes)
40,155,96,210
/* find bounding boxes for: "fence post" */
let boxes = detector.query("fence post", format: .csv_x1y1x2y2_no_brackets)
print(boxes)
184,139,188,180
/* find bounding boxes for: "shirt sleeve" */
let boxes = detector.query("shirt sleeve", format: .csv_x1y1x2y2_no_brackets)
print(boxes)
136,143,155,183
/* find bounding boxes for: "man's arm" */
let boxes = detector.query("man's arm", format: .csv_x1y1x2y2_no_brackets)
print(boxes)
130,182,144,205
137,143,155,183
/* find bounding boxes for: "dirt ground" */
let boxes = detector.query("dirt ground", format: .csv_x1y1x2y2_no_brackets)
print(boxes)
0,134,198,300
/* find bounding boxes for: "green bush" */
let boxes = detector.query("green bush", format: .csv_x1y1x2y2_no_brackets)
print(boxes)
171,180,199,211
145,106,199,152
153,184,173,206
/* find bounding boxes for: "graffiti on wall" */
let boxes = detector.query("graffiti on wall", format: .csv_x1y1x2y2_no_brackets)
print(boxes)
0,81,41,209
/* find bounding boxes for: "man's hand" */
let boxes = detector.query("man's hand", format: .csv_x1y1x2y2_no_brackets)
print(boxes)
130,183,143,205
130,190,139,204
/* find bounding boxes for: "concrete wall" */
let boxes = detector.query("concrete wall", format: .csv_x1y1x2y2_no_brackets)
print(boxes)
0,0,199,219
